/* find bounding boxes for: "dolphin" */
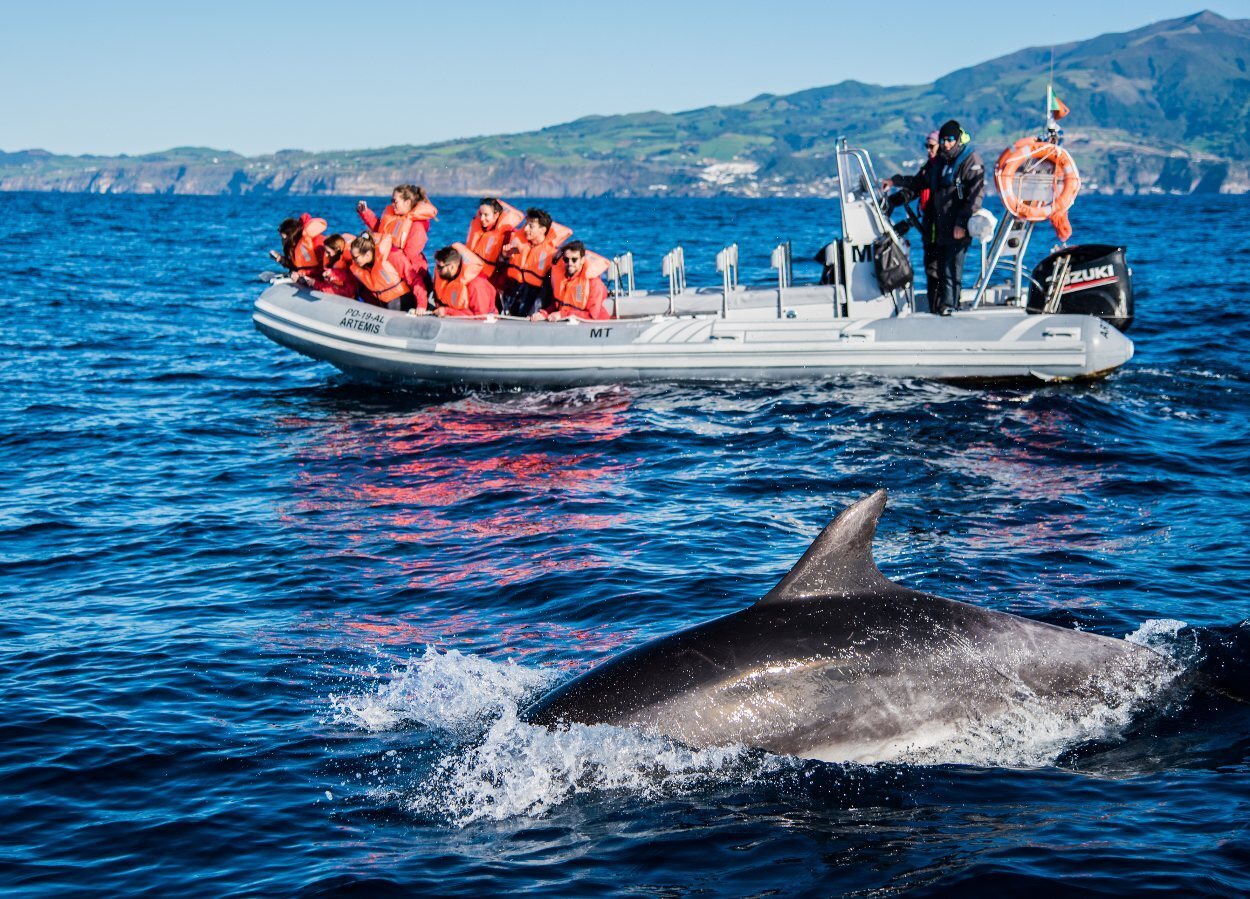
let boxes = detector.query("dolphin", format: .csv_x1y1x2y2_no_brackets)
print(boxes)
523,490,1175,764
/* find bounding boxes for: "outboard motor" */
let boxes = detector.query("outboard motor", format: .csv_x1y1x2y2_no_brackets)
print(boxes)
1027,244,1133,332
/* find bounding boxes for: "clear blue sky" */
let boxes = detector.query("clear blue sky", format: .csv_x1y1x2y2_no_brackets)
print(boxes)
5,1,1247,157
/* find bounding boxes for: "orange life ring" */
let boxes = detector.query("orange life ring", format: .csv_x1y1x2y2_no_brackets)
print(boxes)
995,138,1080,242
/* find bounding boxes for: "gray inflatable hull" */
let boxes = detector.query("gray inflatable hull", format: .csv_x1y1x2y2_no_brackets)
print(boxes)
252,283,1133,387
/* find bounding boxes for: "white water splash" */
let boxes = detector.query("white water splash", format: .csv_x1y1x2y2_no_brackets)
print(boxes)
413,709,778,825
1126,618,1190,655
329,647,552,736
331,647,791,826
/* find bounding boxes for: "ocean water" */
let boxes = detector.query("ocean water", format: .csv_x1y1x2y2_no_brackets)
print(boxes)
2,190,1249,896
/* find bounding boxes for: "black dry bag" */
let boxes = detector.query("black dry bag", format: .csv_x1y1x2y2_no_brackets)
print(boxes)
872,232,913,294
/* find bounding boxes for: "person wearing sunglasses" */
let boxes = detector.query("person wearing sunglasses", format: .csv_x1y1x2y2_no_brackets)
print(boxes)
927,119,984,315
882,130,941,310
534,241,611,322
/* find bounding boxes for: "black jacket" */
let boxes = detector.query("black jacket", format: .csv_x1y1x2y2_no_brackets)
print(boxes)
889,158,936,211
928,144,985,245
889,158,938,244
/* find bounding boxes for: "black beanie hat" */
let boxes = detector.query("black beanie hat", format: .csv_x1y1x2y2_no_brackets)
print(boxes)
938,120,962,141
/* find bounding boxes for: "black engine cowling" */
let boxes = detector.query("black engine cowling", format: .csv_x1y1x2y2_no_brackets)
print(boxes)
1027,244,1133,332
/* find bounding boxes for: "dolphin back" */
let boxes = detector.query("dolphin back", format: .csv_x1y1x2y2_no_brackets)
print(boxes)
522,491,1174,763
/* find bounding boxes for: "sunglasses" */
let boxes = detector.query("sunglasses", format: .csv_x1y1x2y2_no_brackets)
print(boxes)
925,143,938,149
941,136,959,143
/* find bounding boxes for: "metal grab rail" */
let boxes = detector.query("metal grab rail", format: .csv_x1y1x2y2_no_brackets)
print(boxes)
969,216,1036,308
835,139,914,316
661,246,686,315
836,140,893,236
824,242,844,318
716,243,738,319
771,241,792,319
608,252,634,320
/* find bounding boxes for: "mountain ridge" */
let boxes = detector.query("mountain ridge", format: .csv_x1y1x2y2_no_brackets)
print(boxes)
4,10,1248,196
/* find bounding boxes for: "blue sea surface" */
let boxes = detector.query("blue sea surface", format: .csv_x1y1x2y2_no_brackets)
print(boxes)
1,191,1249,896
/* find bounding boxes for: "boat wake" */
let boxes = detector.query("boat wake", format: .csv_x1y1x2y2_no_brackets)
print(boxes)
328,624,1203,825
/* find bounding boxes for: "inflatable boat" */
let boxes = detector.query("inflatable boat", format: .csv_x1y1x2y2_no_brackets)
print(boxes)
253,140,1134,386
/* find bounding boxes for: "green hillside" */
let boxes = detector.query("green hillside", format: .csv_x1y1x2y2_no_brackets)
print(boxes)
3,11,1248,196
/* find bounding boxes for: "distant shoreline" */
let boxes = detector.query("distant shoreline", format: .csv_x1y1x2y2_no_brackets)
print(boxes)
5,11,1248,198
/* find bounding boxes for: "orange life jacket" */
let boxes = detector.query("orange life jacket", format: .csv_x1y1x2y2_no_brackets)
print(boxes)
433,242,488,311
551,251,610,314
291,217,328,271
466,201,525,280
350,235,408,304
507,221,573,287
377,200,438,252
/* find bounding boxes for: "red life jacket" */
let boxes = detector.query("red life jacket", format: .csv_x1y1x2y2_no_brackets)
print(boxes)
312,236,359,298
433,242,489,311
291,216,328,272
377,200,437,254
350,235,408,304
551,251,610,319
466,201,525,281
507,221,573,287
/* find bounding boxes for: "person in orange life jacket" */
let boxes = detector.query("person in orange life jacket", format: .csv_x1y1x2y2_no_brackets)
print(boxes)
466,197,525,292
271,213,327,276
533,241,610,322
882,131,942,311
499,207,572,318
357,184,437,308
432,244,498,318
348,232,415,311
297,233,359,299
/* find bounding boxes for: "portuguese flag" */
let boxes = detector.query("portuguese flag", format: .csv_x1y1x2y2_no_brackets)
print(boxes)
1048,85,1070,121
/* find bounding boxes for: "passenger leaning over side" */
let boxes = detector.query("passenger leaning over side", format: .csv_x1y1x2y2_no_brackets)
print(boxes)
357,184,438,309
272,213,328,278
348,232,415,311
534,240,610,322
431,244,498,318
298,233,359,299
499,208,572,317
466,198,525,292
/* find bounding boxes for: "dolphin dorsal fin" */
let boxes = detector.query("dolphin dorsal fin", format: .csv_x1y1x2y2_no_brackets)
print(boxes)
757,490,892,605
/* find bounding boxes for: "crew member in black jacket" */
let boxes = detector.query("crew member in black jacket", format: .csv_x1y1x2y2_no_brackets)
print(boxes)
929,120,985,314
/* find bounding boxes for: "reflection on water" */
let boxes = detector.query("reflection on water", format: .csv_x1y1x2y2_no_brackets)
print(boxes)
274,387,637,592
